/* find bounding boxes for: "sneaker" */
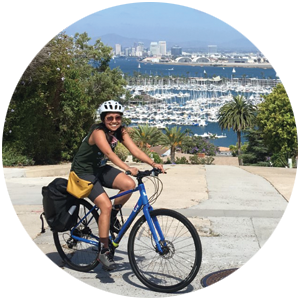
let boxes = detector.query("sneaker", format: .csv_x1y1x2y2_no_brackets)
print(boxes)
97,248,116,270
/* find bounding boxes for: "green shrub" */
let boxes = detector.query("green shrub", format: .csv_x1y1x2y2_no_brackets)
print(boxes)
182,135,219,156
164,158,172,164
115,143,130,162
132,148,163,164
240,153,257,164
205,156,215,165
150,152,163,164
271,152,289,167
249,162,270,167
2,145,35,166
189,155,202,165
175,156,189,164
189,155,214,165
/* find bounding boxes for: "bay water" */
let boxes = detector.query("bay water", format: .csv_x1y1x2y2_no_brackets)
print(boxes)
110,58,277,147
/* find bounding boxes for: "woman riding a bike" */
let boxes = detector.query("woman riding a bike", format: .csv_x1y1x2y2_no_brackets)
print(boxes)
70,100,164,270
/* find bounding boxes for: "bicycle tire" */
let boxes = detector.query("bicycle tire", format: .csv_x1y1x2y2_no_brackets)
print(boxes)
53,199,100,272
128,209,202,293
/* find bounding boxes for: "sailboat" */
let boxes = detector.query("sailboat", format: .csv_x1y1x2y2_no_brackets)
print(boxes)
138,63,141,69
232,68,236,73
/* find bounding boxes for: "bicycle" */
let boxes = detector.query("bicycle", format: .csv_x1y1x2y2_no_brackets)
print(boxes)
53,168,202,293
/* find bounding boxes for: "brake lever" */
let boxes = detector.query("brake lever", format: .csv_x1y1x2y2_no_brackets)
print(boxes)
125,170,142,177
152,168,167,176
125,168,166,177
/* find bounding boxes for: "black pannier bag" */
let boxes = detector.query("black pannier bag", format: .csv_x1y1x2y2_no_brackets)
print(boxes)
41,178,79,232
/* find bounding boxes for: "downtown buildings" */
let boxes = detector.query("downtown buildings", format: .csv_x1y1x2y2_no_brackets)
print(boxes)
115,41,167,57
114,41,268,66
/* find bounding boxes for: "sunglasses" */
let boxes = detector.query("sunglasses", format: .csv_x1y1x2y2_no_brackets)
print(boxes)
105,116,122,122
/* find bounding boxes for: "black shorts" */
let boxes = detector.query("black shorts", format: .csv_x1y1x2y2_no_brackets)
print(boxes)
78,165,122,202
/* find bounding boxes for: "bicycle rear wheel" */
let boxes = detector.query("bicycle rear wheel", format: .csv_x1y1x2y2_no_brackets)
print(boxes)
128,209,202,293
53,199,100,272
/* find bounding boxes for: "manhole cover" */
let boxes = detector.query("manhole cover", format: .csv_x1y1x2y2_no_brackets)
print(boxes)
201,268,298,298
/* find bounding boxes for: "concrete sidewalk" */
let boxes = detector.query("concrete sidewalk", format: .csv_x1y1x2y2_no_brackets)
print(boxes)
4,161,296,202
3,162,297,297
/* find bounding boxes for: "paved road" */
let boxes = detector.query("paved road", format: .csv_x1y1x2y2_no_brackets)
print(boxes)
3,164,292,297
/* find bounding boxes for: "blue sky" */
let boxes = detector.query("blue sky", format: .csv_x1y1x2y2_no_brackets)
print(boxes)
64,3,244,43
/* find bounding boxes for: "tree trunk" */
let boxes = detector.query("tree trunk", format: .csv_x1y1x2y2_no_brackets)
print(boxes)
171,146,176,164
237,130,242,165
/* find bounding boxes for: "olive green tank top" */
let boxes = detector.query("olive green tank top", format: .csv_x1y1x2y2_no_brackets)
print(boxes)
71,128,118,176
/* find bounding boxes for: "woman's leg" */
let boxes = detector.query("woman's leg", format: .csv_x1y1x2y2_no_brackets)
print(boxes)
93,192,112,249
111,172,136,206
93,192,116,269
79,174,112,249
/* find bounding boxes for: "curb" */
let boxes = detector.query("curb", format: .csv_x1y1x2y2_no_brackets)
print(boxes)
3,168,26,179
3,164,71,179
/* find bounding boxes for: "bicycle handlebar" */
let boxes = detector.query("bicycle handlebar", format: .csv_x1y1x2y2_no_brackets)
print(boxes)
125,168,164,178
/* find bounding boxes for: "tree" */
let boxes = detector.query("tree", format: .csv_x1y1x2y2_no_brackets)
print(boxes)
256,83,297,160
4,34,75,163
160,126,186,164
131,125,163,150
2,7,65,92
218,95,256,165
3,32,127,164
181,135,218,156
240,128,269,165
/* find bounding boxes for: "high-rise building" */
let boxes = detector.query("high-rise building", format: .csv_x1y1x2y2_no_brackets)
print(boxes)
137,42,144,51
208,45,217,55
115,44,121,56
136,42,144,57
171,45,182,57
131,47,136,57
159,41,167,55
124,48,130,56
150,42,159,56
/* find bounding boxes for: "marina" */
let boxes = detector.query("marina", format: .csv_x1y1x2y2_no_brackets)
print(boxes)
110,58,280,147
123,79,276,146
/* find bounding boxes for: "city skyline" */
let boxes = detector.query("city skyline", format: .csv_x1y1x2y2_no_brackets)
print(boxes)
2,2,298,48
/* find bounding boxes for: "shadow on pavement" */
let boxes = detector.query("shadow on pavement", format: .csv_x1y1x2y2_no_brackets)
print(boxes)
40,252,66,269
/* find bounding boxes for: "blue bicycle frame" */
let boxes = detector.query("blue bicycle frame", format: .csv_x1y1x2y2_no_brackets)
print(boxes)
70,181,166,253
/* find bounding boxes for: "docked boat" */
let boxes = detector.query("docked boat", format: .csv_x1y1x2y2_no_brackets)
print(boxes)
122,79,271,133
195,132,226,139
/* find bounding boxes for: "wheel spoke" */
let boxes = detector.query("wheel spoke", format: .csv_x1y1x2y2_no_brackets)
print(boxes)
53,199,100,272
128,209,201,293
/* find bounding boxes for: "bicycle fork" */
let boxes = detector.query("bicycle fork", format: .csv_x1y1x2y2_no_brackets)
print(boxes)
143,208,167,254
112,183,167,254
139,185,166,254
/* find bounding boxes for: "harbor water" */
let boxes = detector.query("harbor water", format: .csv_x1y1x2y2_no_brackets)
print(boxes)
110,57,277,79
110,58,298,147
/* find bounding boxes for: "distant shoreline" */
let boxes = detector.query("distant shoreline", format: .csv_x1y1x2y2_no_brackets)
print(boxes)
142,61,273,69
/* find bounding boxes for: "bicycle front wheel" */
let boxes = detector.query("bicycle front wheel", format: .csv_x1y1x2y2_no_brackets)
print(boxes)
128,209,202,293
53,199,100,272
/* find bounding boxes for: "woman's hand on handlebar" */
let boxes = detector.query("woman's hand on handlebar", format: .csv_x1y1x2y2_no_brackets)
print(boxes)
126,167,139,176
152,163,165,174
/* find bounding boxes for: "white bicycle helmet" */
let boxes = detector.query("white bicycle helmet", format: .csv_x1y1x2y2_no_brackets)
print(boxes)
99,100,124,115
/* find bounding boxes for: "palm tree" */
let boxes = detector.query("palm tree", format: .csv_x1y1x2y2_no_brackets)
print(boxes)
161,126,186,164
131,125,163,150
218,95,256,165
184,128,193,137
